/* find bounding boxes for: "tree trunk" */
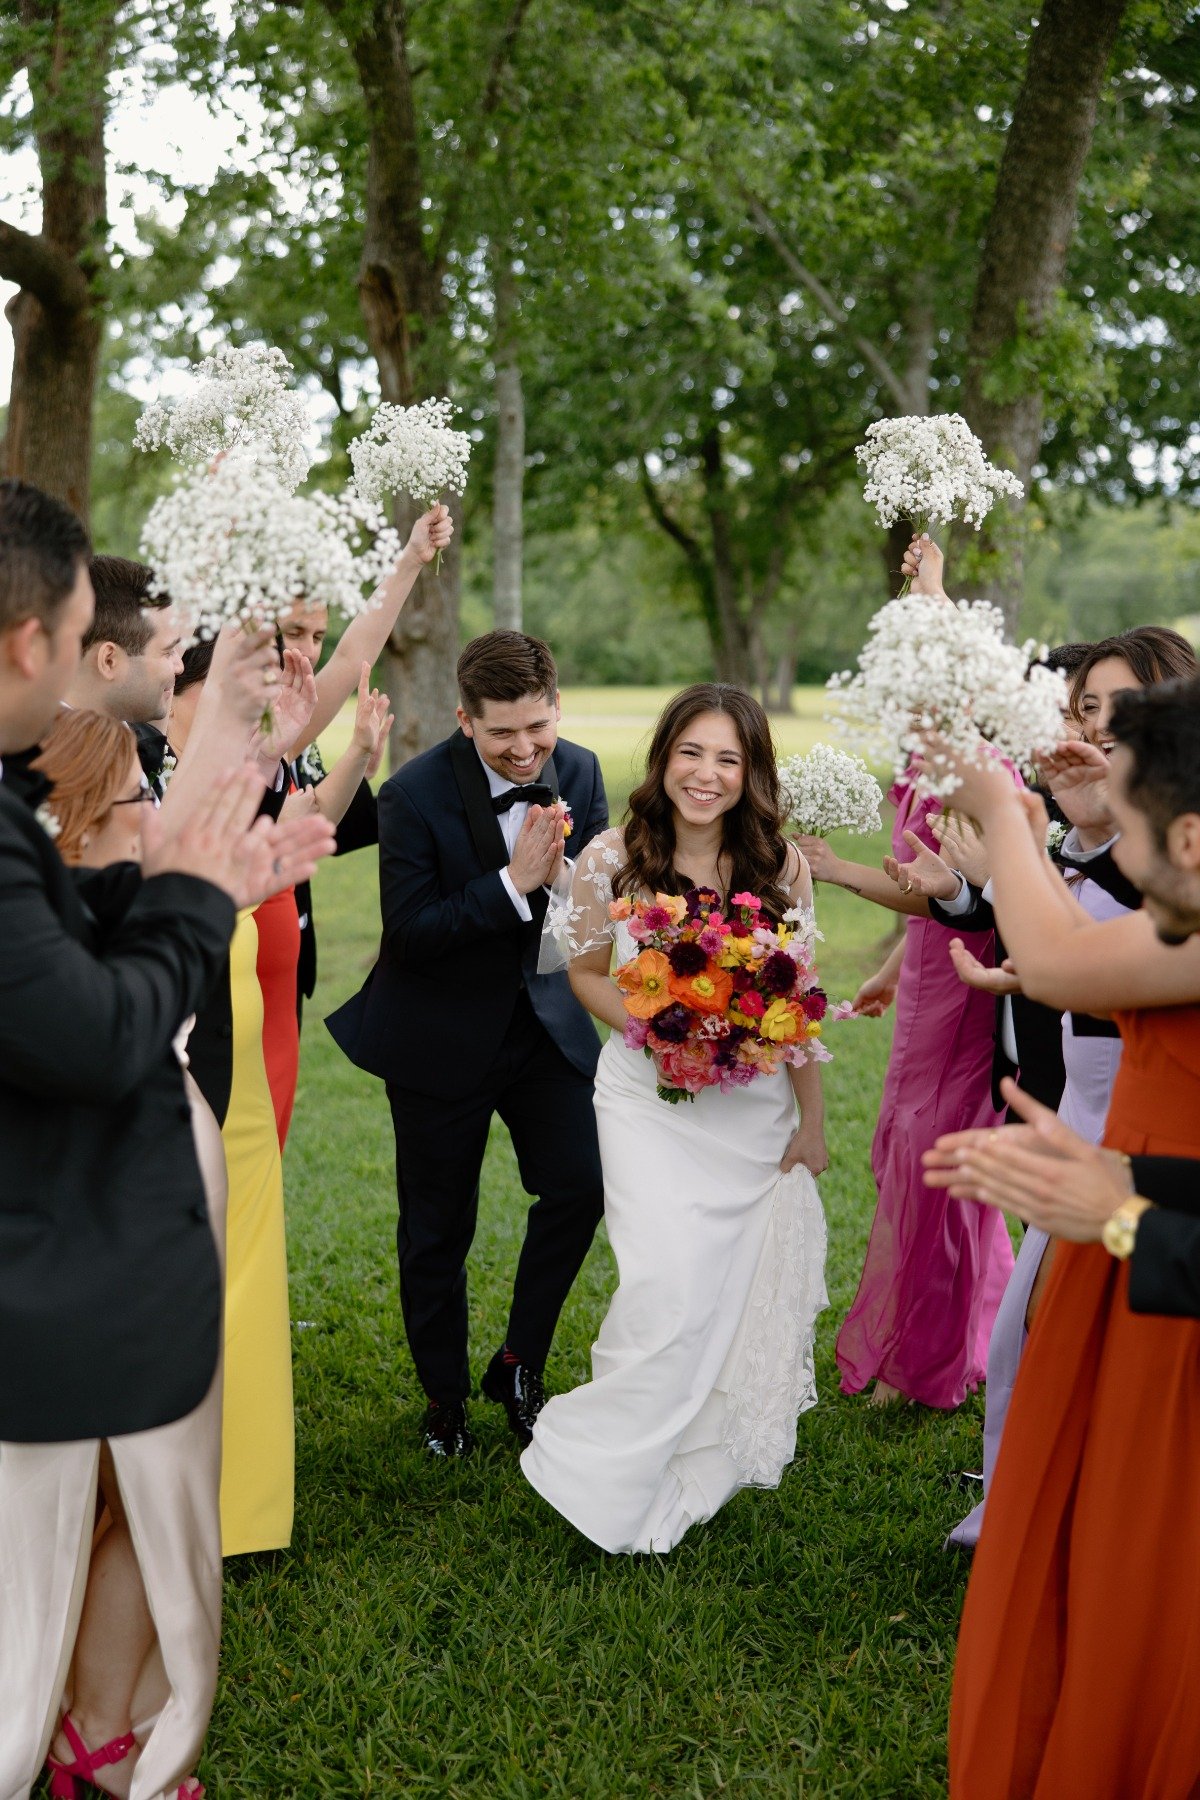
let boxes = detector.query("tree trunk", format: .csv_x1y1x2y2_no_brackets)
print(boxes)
492,253,524,630
700,427,753,687
0,2,111,523
962,0,1129,625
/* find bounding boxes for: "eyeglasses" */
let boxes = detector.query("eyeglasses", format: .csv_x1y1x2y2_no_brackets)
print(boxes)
111,790,157,807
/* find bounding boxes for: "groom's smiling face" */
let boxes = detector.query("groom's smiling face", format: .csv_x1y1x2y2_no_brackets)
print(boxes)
458,689,561,785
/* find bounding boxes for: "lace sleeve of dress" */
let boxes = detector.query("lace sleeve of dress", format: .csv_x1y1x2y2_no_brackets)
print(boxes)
784,842,821,950
537,828,625,974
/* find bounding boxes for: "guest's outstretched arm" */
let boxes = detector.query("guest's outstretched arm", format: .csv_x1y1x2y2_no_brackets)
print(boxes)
794,835,932,916
948,758,1200,1012
291,505,453,753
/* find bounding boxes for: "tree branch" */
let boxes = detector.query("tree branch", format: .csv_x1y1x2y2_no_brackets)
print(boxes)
0,218,90,313
738,185,911,412
639,458,708,572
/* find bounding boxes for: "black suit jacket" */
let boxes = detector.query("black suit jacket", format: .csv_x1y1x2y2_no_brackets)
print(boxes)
327,731,608,1098
0,783,234,1441
292,752,378,1005
1127,1155,1200,1319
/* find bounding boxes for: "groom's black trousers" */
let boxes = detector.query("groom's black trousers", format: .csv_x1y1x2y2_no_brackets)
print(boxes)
386,992,604,1403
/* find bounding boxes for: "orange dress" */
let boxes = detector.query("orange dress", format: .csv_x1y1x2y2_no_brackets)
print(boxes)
950,1005,1200,1799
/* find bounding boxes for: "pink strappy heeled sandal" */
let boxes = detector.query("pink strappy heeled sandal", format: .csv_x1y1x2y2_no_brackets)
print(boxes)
46,1712,204,1799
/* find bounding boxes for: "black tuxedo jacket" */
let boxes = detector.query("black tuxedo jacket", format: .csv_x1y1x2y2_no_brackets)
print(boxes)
293,756,378,1005
1128,1155,1200,1319
0,782,234,1441
327,731,607,1098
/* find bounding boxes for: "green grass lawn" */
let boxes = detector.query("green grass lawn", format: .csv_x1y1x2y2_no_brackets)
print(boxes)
205,691,981,1798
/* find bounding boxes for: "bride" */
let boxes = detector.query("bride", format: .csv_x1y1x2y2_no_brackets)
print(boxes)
520,684,830,1554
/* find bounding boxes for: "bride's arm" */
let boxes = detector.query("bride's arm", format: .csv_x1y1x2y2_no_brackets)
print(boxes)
569,943,628,1034
781,843,829,1175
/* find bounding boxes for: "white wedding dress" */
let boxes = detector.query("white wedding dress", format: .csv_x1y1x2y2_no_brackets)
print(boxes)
520,830,828,1554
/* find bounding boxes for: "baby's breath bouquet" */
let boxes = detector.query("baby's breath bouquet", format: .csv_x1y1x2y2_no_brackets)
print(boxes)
349,398,471,571
827,594,1066,802
856,413,1024,594
778,744,883,838
134,343,313,493
140,453,401,642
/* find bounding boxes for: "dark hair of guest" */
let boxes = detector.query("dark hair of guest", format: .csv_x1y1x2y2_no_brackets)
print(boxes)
1069,626,1197,715
616,684,793,920
1044,641,1093,678
457,630,558,716
1109,674,1200,850
84,556,167,657
175,637,216,695
0,479,90,635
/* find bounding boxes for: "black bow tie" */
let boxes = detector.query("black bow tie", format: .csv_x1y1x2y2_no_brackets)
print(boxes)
492,782,554,815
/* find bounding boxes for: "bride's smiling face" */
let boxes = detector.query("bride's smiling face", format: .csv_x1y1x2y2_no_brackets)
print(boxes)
664,710,745,826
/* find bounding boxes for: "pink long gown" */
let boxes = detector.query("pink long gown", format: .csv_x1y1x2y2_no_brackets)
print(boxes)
835,778,1013,1408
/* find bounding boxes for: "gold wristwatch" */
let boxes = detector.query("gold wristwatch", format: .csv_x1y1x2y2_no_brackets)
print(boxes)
1101,1196,1155,1261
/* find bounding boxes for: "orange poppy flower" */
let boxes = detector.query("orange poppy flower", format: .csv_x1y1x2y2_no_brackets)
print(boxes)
616,948,674,1017
667,961,734,1015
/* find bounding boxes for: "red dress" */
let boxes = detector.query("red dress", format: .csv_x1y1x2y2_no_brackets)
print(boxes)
950,1005,1200,1798
253,886,301,1149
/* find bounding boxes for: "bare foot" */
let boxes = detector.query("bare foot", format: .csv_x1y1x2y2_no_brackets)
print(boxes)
867,1378,910,1407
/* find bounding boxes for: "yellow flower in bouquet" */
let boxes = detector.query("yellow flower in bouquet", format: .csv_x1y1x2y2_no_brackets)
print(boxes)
760,998,804,1043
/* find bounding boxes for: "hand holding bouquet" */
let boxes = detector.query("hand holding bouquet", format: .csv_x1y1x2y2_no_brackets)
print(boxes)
610,888,833,1104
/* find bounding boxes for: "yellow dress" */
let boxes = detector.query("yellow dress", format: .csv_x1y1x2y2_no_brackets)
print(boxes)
218,914,294,1555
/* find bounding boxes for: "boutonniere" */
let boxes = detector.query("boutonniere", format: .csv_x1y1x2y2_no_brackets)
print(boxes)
559,801,573,840
1044,819,1067,855
158,748,178,792
34,802,61,841
298,742,326,787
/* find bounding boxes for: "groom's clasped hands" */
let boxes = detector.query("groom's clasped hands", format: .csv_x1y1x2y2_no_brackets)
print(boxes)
507,801,570,894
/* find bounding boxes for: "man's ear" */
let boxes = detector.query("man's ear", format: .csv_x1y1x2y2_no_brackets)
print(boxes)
95,640,123,683
456,705,475,739
1166,812,1200,874
1,617,45,681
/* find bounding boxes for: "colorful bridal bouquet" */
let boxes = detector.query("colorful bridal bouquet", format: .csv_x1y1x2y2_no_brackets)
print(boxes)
827,593,1066,801
611,888,834,1104
856,413,1024,593
778,743,883,838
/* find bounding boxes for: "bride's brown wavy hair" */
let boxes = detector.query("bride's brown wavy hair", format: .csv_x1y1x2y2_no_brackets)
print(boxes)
616,684,792,919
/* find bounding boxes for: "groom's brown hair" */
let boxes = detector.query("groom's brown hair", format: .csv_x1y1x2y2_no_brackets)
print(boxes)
457,630,558,716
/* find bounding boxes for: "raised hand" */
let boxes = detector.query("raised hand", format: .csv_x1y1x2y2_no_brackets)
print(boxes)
142,766,269,891
1036,739,1115,837
350,662,393,768
922,1078,1134,1237
229,811,337,908
404,503,454,566
205,623,281,726
254,648,317,761
929,812,990,887
883,829,961,901
949,937,1022,996
508,804,563,895
901,533,947,598
793,834,843,885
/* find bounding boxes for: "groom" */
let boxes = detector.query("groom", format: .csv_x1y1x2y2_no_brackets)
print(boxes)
327,631,608,1457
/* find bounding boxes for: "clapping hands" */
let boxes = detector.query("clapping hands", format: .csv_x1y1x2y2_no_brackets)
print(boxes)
350,662,394,777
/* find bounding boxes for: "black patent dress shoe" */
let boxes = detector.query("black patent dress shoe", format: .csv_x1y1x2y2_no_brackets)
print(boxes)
421,1399,476,1459
480,1348,546,1448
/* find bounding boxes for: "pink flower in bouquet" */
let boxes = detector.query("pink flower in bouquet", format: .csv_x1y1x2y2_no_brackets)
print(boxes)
830,999,857,1022
656,1039,715,1094
697,927,725,957
608,897,633,922
718,1060,757,1090
653,892,689,925
730,891,762,911
623,1016,652,1050
626,912,655,943
640,904,672,933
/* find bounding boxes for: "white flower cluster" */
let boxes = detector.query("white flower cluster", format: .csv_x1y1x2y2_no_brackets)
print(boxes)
349,398,472,511
778,743,884,838
34,802,61,842
134,344,313,493
856,412,1025,535
827,595,1067,800
139,452,401,642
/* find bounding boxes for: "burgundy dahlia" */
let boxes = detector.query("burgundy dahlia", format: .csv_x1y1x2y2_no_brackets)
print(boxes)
667,941,708,977
761,950,798,997
802,988,829,1022
647,1002,692,1045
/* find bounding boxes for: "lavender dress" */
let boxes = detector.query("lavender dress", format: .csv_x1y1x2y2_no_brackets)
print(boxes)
835,779,1014,1409
946,866,1128,1549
